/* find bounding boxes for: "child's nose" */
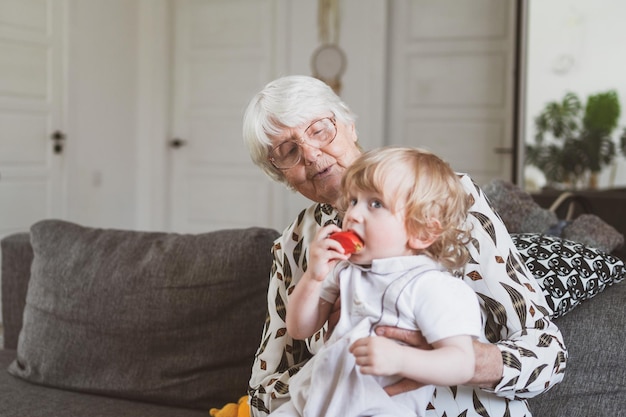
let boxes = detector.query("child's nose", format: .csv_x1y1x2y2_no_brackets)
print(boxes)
345,205,364,223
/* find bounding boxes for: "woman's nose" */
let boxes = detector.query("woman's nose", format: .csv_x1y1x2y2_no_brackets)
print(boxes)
300,142,322,164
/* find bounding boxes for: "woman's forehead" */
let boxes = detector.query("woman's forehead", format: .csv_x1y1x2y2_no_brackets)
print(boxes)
280,112,328,127
266,113,332,139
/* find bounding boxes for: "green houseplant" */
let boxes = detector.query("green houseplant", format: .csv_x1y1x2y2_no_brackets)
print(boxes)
526,90,623,189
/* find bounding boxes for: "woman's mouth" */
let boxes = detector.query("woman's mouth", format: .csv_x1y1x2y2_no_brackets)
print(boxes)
311,165,332,179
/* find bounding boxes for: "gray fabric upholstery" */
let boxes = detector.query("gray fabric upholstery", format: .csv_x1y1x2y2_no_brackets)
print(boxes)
6,220,278,410
0,350,207,417
527,280,626,417
1,233,33,350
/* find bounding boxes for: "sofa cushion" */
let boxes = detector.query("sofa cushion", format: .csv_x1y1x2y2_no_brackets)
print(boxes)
0,232,33,350
512,233,625,318
527,280,626,417
0,350,208,417
8,219,279,410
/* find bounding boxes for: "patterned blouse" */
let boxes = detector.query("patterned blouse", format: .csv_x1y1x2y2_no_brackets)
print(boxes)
248,175,567,417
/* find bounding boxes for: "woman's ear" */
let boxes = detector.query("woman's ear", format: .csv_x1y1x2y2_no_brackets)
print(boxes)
349,122,358,143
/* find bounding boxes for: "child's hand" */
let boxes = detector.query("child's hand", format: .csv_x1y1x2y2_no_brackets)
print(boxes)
349,336,404,377
307,224,351,281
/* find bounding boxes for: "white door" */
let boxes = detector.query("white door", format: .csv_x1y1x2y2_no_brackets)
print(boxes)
0,0,66,236
387,0,517,186
168,0,299,233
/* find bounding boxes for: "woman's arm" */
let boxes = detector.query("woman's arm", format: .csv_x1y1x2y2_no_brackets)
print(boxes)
248,238,311,416
460,174,566,398
248,204,342,417
471,341,503,388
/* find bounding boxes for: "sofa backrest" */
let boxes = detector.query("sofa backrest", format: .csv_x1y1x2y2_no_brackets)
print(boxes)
527,279,626,416
1,220,280,410
1,232,33,350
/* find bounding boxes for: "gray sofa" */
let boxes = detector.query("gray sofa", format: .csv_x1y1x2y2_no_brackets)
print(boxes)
1,220,279,416
1,219,625,417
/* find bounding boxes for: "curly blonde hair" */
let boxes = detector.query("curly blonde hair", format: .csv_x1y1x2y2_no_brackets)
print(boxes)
340,147,472,272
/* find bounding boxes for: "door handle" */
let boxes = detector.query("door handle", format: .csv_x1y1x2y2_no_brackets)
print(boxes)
51,130,66,154
169,138,187,148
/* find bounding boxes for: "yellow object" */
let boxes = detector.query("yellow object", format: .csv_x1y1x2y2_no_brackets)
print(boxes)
209,396,250,417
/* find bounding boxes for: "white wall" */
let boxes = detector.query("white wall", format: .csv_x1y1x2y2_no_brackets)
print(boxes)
63,0,387,231
524,0,626,190
63,0,626,229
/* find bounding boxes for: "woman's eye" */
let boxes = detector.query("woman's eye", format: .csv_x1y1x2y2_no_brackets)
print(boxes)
278,142,298,157
306,120,330,140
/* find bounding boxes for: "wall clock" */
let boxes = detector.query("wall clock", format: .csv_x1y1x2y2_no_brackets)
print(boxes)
311,43,346,95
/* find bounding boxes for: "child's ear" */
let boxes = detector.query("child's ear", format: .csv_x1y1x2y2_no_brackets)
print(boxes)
408,234,437,250
408,219,441,250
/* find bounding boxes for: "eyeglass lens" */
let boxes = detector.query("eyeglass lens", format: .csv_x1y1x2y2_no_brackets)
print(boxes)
271,117,336,169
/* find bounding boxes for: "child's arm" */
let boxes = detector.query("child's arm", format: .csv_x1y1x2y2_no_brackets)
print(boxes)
286,224,350,340
349,334,475,387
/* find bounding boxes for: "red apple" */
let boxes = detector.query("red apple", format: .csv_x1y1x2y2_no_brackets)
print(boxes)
330,231,364,254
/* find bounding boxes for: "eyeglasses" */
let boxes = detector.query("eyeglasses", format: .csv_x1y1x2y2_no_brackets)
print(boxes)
269,116,337,170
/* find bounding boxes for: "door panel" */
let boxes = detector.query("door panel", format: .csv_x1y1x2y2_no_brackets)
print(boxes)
169,0,296,233
0,0,65,236
387,0,516,185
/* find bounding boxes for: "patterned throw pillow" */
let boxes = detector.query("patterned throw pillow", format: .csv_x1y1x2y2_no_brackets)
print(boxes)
512,233,626,318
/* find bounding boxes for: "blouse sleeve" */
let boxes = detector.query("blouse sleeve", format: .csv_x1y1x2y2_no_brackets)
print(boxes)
248,203,336,416
459,174,567,399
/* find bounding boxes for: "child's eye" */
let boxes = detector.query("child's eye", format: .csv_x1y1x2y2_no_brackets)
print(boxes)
349,198,358,207
369,200,383,209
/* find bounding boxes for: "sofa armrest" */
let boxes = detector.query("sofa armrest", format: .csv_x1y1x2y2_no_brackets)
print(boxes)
1,232,33,350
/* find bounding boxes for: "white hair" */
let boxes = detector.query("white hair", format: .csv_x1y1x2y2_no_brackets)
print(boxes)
243,75,356,184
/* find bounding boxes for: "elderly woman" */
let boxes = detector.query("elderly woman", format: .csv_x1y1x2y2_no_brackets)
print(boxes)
243,75,566,417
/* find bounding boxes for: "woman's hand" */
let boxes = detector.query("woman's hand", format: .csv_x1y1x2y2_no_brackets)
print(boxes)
374,326,431,350
384,378,425,396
